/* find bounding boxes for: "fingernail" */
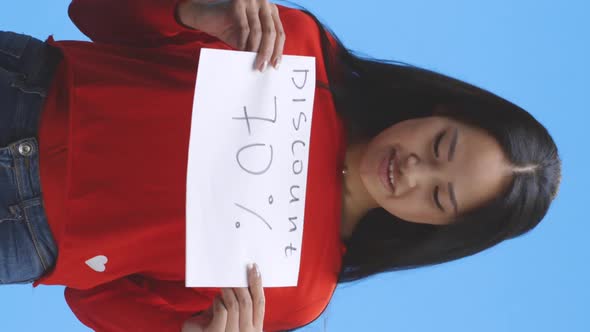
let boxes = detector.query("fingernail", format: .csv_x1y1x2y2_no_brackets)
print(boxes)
216,295,226,309
247,263,253,271
274,56,281,69
259,60,268,72
254,263,261,278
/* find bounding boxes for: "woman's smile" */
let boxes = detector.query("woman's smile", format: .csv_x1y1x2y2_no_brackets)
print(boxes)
378,148,397,195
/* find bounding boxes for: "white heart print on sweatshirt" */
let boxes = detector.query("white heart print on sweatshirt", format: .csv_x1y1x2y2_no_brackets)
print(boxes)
85,255,108,272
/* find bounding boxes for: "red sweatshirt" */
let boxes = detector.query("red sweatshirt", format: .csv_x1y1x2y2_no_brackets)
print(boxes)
34,1,347,331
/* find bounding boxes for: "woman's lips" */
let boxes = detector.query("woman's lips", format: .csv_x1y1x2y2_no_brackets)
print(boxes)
379,149,395,194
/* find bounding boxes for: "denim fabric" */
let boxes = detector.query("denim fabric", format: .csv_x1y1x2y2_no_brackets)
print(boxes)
0,31,60,284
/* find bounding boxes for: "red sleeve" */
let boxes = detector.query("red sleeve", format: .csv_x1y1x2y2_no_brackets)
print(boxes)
68,0,199,46
65,276,200,332
265,296,333,332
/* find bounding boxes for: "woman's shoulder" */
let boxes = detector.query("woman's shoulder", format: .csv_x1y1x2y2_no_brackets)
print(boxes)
275,4,336,85
276,4,323,45
276,4,315,22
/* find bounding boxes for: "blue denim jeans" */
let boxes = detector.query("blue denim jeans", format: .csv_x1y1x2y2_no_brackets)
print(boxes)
0,31,60,284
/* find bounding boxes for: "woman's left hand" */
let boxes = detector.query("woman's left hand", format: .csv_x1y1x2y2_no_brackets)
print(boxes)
182,263,265,332
177,0,285,72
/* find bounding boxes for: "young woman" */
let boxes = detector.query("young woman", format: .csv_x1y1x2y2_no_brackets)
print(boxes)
0,0,560,331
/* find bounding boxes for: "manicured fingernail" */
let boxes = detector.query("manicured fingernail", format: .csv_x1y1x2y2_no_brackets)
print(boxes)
259,60,268,72
254,263,260,278
274,56,281,69
216,295,226,309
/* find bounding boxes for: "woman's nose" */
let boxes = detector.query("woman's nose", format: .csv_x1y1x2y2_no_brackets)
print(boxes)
401,153,435,189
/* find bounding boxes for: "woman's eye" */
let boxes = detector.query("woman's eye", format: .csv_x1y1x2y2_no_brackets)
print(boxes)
433,185,445,212
434,131,445,159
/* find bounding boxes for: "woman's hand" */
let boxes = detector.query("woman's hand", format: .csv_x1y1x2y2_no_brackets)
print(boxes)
182,263,265,332
177,0,285,72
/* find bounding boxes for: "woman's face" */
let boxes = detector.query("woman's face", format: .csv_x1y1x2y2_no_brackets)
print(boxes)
358,115,512,225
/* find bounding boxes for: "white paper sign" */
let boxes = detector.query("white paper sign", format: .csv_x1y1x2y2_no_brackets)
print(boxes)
186,48,316,287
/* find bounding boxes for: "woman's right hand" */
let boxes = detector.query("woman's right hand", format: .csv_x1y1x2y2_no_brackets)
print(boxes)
182,263,265,332
176,0,285,72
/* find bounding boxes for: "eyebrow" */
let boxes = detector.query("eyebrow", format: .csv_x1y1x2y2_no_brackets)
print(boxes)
448,128,459,162
448,182,459,215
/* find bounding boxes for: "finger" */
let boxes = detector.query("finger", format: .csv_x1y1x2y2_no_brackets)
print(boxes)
245,1,263,53
249,263,265,329
233,287,253,330
269,4,285,69
221,288,240,331
207,296,228,332
232,0,250,50
254,1,276,71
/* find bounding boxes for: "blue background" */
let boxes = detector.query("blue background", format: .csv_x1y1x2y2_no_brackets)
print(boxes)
1,1,588,331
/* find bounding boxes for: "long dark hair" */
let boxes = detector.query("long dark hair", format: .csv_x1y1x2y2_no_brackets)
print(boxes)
280,2,561,284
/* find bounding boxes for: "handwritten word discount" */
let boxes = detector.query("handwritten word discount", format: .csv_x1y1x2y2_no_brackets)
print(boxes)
232,69,311,259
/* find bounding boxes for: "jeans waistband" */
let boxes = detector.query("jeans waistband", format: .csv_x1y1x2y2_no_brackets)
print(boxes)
0,31,61,284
